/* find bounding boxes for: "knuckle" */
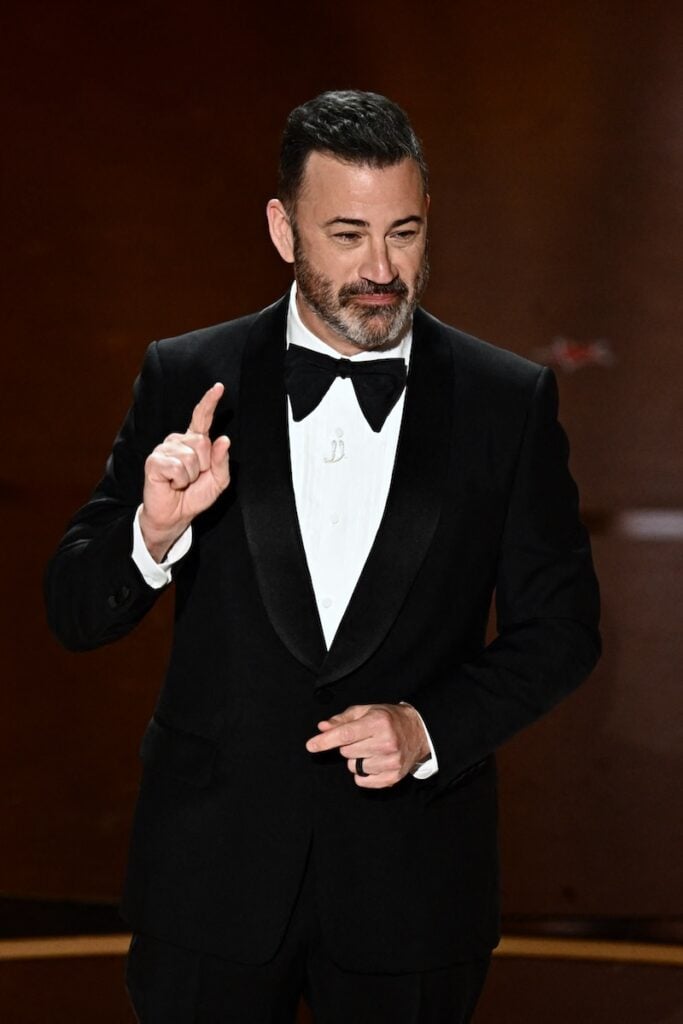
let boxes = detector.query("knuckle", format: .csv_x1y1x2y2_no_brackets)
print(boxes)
146,450,168,471
192,433,209,454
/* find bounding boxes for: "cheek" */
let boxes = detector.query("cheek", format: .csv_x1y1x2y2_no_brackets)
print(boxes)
308,246,350,280
401,253,426,285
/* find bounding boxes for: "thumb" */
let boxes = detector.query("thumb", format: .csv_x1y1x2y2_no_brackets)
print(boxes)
210,435,231,490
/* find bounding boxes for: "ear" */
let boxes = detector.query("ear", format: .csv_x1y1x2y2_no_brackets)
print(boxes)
266,199,295,264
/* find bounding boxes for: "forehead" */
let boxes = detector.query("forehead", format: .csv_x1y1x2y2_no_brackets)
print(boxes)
297,152,425,219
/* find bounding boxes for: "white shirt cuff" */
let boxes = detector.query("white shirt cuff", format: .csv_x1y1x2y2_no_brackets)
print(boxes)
401,702,439,779
132,505,193,588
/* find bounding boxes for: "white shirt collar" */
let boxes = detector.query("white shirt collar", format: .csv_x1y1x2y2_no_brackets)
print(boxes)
287,282,412,365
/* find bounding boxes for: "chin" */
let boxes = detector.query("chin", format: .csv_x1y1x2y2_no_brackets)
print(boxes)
342,308,412,350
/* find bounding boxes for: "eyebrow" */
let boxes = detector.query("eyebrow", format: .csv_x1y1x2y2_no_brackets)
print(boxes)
323,215,424,229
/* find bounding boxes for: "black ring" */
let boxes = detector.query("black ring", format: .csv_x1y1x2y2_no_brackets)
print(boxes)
356,757,369,777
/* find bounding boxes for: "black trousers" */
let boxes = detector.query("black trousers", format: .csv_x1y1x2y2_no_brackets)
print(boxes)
125,856,490,1024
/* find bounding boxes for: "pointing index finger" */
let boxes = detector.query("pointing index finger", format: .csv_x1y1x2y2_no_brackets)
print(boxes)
188,382,224,435
306,719,371,754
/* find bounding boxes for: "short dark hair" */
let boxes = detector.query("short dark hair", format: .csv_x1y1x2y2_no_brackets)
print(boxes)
278,90,428,212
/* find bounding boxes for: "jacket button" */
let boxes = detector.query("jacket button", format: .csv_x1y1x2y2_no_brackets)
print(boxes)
107,585,131,609
315,688,335,705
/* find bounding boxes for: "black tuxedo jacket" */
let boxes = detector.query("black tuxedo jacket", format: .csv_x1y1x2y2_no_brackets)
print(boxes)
46,294,600,972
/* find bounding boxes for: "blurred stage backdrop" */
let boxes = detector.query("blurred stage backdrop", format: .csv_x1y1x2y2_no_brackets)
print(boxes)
1,1,681,1020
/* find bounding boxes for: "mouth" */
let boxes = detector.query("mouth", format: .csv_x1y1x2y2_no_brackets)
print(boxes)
350,293,402,306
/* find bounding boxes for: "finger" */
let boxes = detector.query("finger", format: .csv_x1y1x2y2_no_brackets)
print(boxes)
316,705,372,731
345,753,401,776
306,719,373,754
210,435,231,490
165,432,212,472
156,441,202,483
338,735,397,759
188,382,224,435
354,770,402,789
323,707,396,757
145,453,194,490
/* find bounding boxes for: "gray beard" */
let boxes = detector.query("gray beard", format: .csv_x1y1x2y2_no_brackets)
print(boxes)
293,237,429,351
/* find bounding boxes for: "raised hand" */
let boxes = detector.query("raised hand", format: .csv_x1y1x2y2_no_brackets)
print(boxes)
139,383,230,561
305,703,431,789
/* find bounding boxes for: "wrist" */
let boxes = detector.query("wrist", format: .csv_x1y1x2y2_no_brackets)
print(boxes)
139,509,189,563
400,703,431,763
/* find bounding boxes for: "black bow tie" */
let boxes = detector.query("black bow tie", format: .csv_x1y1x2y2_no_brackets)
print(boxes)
284,343,407,433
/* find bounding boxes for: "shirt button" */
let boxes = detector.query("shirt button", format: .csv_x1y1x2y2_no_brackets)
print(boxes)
335,428,344,438
322,598,332,609
330,513,340,525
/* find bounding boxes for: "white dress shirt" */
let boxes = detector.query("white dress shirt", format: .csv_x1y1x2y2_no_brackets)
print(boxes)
132,284,437,777
286,286,410,647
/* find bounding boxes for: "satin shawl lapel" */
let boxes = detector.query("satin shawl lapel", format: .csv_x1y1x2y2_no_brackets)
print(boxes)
238,295,327,672
316,307,453,687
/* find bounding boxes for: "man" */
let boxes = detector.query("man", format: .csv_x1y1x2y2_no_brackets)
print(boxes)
46,91,600,1023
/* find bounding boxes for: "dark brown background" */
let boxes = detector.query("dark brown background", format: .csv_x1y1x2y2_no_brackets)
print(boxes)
2,0,681,942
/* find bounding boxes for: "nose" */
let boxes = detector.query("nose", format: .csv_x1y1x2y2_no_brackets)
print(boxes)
358,238,397,285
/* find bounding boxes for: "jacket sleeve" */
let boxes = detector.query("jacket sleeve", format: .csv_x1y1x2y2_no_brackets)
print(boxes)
410,367,601,790
45,341,173,651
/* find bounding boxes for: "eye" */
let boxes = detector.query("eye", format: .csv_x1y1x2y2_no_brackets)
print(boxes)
390,230,418,243
333,232,362,243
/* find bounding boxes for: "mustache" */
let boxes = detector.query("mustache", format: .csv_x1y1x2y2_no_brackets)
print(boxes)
339,278,409,302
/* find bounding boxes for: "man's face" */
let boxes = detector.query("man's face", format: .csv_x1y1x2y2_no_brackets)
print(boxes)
286,153,429,353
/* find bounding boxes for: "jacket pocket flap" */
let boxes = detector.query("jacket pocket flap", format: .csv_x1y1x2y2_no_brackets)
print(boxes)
139,716,217,787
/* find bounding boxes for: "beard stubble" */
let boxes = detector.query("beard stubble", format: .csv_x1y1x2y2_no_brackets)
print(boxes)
292,230,430,350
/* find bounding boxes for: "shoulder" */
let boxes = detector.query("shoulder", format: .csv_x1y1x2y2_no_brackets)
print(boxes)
415,306,545,397
138,296,288,413
154,306,267,370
